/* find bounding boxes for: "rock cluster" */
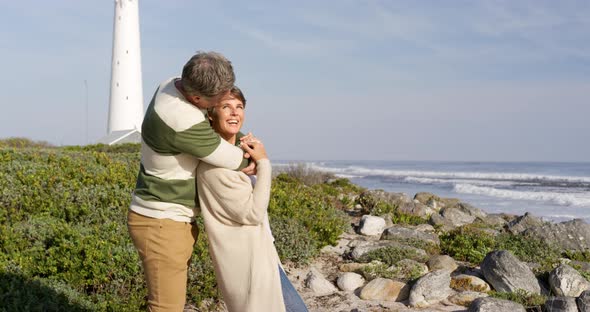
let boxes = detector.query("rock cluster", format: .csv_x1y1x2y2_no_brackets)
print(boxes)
282,190,590,312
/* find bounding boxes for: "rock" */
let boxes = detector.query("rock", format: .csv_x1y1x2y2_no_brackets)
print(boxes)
441,203,488,227
448,291,488,307
397,201,433,217
414,192,441,206
480,250,542,295
505,212,545,234
408,270,453,308
549,264,590,297
380,214,394,228
381,225,440,245
525,218,590,251
440,206,476,227
451,274,491,292
414,193,461,213
479,214,507,227
544,296,578,312
358,215,386,236
430,213,458,232
427,255,458,272
336,272,365,292
359,278,409,301
415,224,436,233
349,240,427,262
468,297,526,312
578,290,590,312
304,268,338,296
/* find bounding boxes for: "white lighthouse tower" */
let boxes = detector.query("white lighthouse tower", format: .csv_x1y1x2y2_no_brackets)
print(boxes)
98,0,144,145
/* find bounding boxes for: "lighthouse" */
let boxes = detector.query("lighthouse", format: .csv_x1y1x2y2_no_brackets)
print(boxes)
98,0,144,145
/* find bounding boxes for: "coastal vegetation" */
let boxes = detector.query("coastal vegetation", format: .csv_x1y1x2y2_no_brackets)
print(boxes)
0,141,350,310
1,138,589,311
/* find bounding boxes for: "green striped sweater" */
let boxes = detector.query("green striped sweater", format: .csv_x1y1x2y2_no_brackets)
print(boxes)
130,78,248,222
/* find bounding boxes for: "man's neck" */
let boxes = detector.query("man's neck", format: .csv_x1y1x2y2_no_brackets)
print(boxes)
174,79,200,108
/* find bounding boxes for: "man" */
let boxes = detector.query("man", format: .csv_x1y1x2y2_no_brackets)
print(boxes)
127,51,254,311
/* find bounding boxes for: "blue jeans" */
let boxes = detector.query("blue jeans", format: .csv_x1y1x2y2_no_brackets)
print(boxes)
279,266,309,312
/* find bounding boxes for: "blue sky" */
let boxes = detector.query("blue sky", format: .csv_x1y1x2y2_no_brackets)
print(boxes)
1,0,589,161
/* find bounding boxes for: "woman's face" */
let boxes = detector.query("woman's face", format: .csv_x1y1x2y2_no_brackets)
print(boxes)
210,95,244,140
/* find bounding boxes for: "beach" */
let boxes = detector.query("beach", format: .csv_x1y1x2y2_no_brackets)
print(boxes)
276,160,590,223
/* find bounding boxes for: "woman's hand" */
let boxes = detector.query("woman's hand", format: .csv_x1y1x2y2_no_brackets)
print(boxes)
240,140,268,163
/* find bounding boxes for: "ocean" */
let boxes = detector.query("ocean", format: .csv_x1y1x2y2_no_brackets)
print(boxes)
275,160,590,223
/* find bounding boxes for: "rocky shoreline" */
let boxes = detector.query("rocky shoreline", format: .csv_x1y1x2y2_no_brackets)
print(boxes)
282,190,590,312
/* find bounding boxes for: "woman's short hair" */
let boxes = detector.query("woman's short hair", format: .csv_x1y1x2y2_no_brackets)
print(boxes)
207,86,247,118
181,51,235,97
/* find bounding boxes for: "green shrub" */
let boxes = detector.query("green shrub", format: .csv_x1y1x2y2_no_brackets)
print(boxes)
359,246,428,266
276,163,335,186
269,173,349,262
388,237,440,256
0,264,95,312
489,289,546,308
0,137,53,149
495,233,561,272
563,249,590,262
389,211,429,226
187,216,220,304
358,262,396,280
440,226,496,264
357,260,425,282
271,216,319,264
0,148,353,310
440,225,561,270
63,143,141,154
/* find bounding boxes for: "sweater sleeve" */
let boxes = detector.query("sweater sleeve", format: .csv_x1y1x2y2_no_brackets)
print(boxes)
201,159,272,225
173,121,249,170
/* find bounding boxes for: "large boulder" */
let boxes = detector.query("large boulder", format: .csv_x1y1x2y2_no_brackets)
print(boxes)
525,219,590,251
544,296,579,312
480,250,542,294
505,212,546,234
408,270,453,308
549,264,590,297
468,297,526,312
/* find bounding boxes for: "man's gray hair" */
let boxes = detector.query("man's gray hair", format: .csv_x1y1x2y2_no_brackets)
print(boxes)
181,51,235,97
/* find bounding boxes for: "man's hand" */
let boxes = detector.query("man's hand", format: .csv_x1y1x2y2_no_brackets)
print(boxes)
241,160,257,175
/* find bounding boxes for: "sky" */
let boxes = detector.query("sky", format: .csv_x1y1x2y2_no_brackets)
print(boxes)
1,0,589,162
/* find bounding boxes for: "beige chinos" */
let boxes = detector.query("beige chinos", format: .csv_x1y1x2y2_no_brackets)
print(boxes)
128,211,198,312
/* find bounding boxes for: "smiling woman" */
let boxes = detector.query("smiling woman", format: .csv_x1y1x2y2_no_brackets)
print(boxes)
199,85,308,312
207,86,247,144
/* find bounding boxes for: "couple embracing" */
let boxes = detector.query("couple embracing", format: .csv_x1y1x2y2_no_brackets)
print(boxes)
127,52,308,312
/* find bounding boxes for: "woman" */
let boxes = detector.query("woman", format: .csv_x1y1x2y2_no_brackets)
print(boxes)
197,86,308,312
